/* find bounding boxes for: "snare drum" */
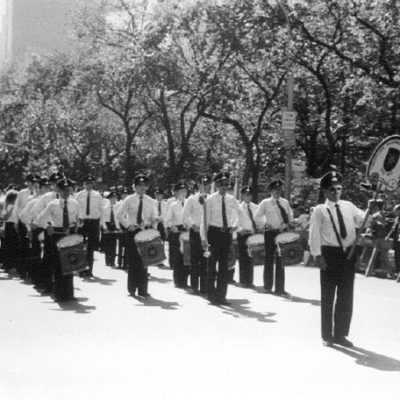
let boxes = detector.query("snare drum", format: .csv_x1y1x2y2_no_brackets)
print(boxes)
57,234,88,275
246,233,265,266
179,231,191,266
275,231,303,265
135,229,166,267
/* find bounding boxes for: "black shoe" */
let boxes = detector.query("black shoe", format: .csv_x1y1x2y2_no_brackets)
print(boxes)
274,290,290,298
322,339,333,347
333,337,354,348
138,292,151,298
264,288,272,294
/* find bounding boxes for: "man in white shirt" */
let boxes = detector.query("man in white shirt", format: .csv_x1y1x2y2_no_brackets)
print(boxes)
115,186,130,269
13,173,40,279
309,171,366,348
118,174,157,297
205,172,243,305
75,175,103,278
255,179,293,296
101,191,120,267
154,187,167,241
37,178,80,302
165,181,188,288
20,177,50,286
182,175,211,294
237,186,259,288
30,171,63,293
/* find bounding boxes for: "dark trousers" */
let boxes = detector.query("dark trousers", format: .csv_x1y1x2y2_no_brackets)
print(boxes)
394,242,400,274
103,224,118,266
207,227,232,302
49,231,74,301
17,221,29,278
238,233,254,286
189,229,207,293
169,230,189,287
29,228,43,284
157,222,167,242
117,230,127,269
78,219,100,274
3,222,19,271
126,231,148,296
320,246,356,340
264,230,285,292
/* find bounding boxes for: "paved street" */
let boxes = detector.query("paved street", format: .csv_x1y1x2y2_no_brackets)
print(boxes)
1,254,399,400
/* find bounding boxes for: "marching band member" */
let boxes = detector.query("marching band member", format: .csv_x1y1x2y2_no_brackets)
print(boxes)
182,175,211,294
30,172,63,293
154,187,167,242
309,171,366,347
205,172,244,305
115,186,130,270
237,185,259,288
37,178,80,302
11,173,40,279
1,189,19,272
117,174,157,297
101,190,120,267
20,177,50,285
255,179,293,296
75,175,103,278
165,182,188,288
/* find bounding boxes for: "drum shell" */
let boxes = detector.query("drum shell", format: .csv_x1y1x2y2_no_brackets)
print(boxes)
135,232,166,268
228,239,238,270
58,242,88,275
179,232,191,266
279,241,303,266
246,234,265,266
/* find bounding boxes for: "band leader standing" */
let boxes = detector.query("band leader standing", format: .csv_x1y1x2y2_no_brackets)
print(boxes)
308,171,366,348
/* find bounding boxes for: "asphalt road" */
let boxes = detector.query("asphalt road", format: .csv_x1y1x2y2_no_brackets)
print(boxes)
1,254,399,400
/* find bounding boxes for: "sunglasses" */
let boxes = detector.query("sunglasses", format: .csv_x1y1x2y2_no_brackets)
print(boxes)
219,181,230,187
329,186,343,193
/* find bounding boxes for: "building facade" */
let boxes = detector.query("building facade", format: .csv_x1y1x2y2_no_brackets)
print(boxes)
0,0,80,71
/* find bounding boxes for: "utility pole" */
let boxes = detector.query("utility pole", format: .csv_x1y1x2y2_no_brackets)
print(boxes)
277,1,296,201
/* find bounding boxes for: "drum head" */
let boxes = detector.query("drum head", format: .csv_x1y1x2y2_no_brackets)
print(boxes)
246,233,264,245
135,229,160,242
57,234,83,249
276,232,299,244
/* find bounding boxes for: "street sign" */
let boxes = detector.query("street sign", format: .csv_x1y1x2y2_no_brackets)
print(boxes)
282,111,297,130
281,130,296,147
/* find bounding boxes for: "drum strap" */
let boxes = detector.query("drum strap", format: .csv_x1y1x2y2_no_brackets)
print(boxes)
326,207,344,251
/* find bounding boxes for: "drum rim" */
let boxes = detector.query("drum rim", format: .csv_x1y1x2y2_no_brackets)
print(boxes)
276,231,300,243
135,229,160,241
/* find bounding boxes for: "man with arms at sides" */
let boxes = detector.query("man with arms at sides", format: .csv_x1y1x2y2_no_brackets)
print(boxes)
165,182,188,288
237,185,259,288
182,175,211,294
205,172,243,305
255,179,293,296
309,171,366,347
75,175,103,278
117,174,157,297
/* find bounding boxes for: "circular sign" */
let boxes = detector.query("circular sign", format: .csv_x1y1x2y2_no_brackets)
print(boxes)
367,135,400,192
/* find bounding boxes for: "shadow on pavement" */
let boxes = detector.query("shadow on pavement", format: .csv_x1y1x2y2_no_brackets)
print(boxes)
284,295,320,307
51,297,97,314
81,276,116,286
133,296,179,310
219,298,277,323
332,345,400,371
149,276,173,284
